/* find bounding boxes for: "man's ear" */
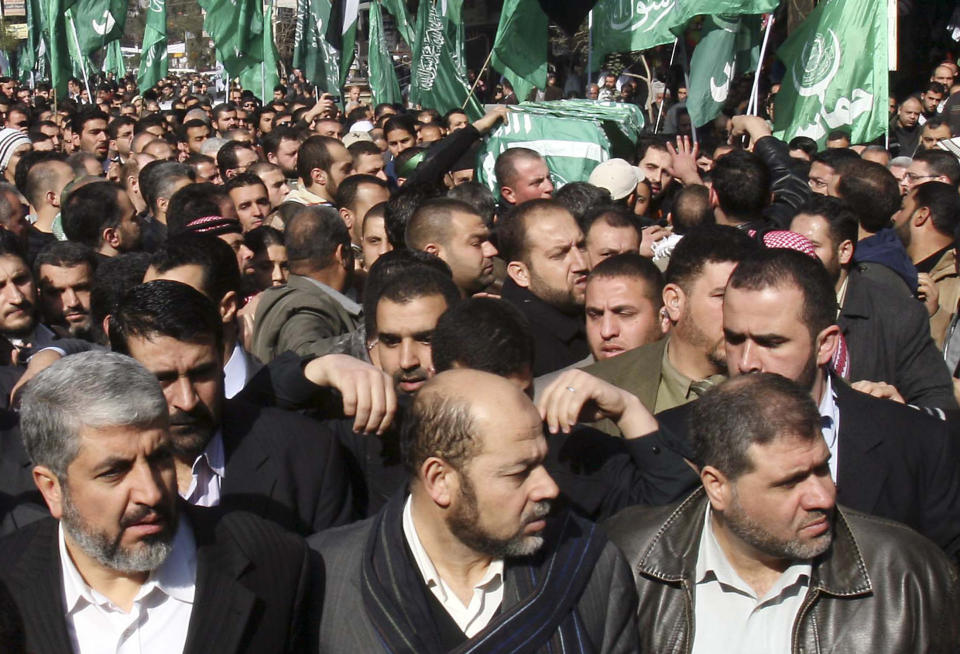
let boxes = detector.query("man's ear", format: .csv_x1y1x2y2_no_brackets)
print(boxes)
814,324,841,367
338,207,354,232
708,186,719,209
33,465,64,519
420,457,457,508
700,465,730,511
500,185,517,206
101,226,121,251
506,260,530,288
423,243,440,257
837,239,854,267
913,206,931,227
662,283,685,323
219,290,238,324
312,167,326,188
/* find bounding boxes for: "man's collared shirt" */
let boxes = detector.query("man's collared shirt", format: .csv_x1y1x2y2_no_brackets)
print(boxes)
401,497,504,637
655,340,725,413
60,519,197,654
181,432,226,507
301,275,362,317
819,375,840,482
691,507,811,654
223,342,249,399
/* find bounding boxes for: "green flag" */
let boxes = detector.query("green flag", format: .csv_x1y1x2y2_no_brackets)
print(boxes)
773,0,888,146
410,0,481,119
71,0,126,55
381,0,415,45
490,0,548,103
198,0,264,78
329,0,359,88
239,0,280,104
686,14,763,127
368,0,402,105
137,0,168,93
18,0,41,83
292,0,340,92
104,39,126,77
590,0,778,71
41,0,76,97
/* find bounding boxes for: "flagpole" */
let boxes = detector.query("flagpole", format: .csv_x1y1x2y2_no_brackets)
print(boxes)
66,11,93,103
587,10,593,87
677,36,695,142
655,38,678,133
462,49,493,110
748,14,774,117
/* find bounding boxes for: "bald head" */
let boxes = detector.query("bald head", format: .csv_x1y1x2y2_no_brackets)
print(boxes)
404,369,539,474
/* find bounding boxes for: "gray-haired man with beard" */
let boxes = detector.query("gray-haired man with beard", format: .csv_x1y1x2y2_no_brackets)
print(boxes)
606,373,959,653
309,368,638,652
0,351,311,654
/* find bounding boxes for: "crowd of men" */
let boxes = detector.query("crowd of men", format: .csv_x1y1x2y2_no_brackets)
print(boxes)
0,61,956,652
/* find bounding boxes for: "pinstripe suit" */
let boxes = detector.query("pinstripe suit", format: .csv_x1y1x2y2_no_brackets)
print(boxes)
0,506,311,654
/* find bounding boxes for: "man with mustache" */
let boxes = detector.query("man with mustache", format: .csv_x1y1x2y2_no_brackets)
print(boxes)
110,279,353,535
35,241,97,342
309,369,639,652
499,199,593,376
606,373,959,652
0,351,310,653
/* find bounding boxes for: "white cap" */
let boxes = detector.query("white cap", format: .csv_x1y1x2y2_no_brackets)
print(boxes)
587,158,642,200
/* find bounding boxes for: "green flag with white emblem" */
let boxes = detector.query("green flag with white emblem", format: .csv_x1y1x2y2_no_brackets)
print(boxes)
686,14,763,127
292,0,340,92
41,0,76,97
410,0,481,119
71,0,126,54
590,0,778,71
137,0,168,93
381,0,415,45
104,39,126,77
773,0,888,147
198,0,264,78
368,0,402,105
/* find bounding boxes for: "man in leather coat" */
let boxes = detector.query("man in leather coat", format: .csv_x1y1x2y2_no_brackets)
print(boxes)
606,373,959,653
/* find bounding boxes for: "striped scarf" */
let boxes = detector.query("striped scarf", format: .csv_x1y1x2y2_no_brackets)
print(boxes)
360,491,607,654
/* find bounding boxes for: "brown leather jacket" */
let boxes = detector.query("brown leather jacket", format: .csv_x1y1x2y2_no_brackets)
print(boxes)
605,489,960,653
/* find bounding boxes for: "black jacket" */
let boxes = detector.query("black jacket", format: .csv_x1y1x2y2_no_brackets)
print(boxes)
633,376,960,560
605,490,960,653
0,507,311,654
219,399,355,535
839,264,957,409
501,278,589,377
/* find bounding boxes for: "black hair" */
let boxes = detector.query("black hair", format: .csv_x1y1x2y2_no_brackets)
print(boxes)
109,279,224,354
216,140,257,176
33,240,98,280
60,181,126,249
295,135,342,182
149,233,242,300
914,181,960,238
384,183,444,249
711,149,770,222
433,297,534,378
166,182,229,235
912,149,960,187
89,251,152,345
371,264,460,337
446,181,496,227
334,173,389,212
835,159,901,232
284,204,351,272
665,224,757,290
588,252,665,308
788,136,818,157
138,160,195,215
795,195,858,247
363,251,452,337
554,182,613,224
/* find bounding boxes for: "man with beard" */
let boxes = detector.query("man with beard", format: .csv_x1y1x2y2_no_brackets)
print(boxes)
0,351,311,653
629,248,960,559
789,196,956,408
891,182,960,348
0,239,58,363
285,135,353,207
405,198,498,297
606,373,959,652
110,280,354,535
35,241,97,342
499,200,592,376
585,225,756,416
308,368,639,652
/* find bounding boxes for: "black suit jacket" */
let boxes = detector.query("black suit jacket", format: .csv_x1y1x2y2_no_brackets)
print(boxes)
640,376,960,559
220,399,354,535
0,506,311,654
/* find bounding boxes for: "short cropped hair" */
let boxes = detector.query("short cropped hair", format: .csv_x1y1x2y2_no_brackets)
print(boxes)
432,297,534,378
284,204,351,272
836,160,901,232
912,149,960,187
496,199,571,263
691,373,822,479
589,252,665,309
149,234,241,300
914,181,960,237
494,147,543,190
728,248,837,338
665,224,757,291
405,198,480,250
